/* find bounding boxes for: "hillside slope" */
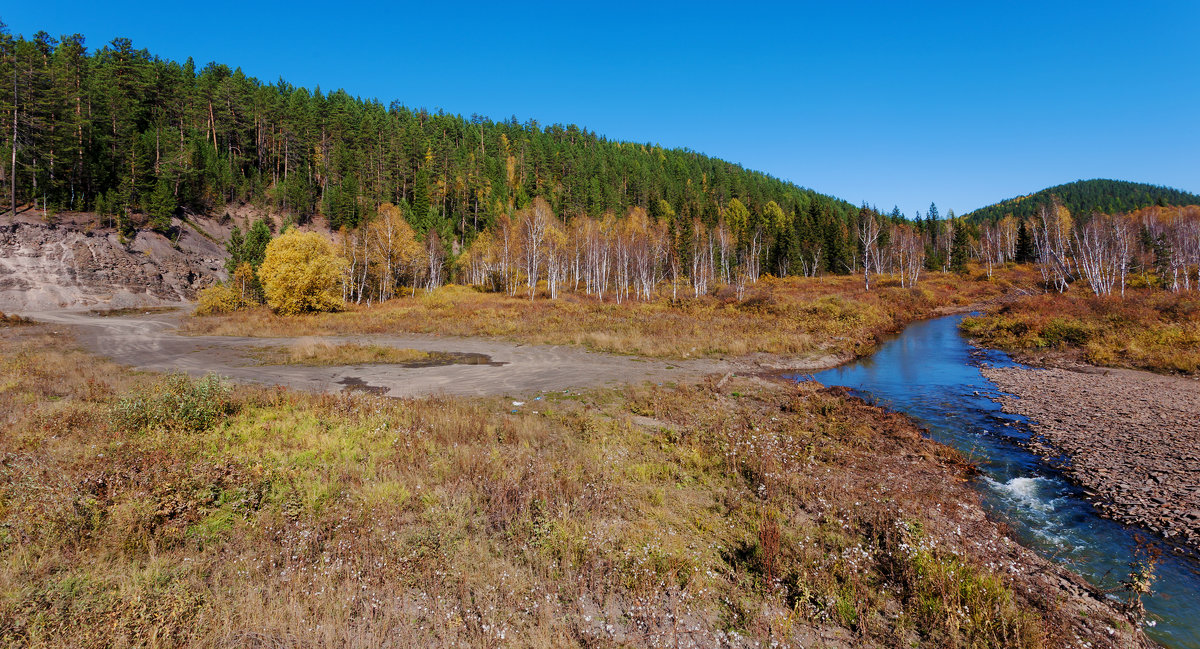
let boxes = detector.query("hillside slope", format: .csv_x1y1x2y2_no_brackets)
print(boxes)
967,179,1200,222
0,212,228,311
1,30,856,240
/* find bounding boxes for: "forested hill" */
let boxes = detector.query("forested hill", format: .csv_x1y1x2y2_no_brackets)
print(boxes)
966,179,1200,223
0,26,857,240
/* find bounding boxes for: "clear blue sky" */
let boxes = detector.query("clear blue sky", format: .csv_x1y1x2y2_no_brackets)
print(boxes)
4,1,1197,216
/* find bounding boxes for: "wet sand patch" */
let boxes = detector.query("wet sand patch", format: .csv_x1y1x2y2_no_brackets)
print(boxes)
337,376,390,395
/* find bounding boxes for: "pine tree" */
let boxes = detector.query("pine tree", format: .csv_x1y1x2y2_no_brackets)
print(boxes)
224,225,245,274
242,218,272,268
950,219,969,273
927,202,940,247
147,179,176,233
1015,219,1034,263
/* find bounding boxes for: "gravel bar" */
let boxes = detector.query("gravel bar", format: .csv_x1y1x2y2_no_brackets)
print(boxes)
981,363,1200,552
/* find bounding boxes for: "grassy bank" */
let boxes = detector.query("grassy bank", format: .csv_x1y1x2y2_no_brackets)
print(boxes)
0,323,1139,648
185,271,1027,359
961,290,1200,374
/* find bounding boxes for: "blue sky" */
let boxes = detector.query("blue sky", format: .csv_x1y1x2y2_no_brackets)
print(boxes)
4,1,1197,216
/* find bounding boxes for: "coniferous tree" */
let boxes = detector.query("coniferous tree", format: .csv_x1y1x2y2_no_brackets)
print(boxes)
147,179,176,233
950,218,970,272
927,202,940,246
1015,219,1035,263
0,25,866,267
242,218,272,268
224,225,245,274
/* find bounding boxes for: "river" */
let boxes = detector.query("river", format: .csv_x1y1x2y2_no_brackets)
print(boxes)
806,314,1200,649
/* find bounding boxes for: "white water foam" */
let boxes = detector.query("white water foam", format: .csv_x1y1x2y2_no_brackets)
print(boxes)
984,475,1073,547
985,476,1055,513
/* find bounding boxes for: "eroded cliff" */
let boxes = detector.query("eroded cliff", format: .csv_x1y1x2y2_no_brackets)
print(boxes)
0,213,228,311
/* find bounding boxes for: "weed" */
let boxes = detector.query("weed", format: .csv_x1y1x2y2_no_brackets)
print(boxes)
0,323,1137,648
112,373,238,433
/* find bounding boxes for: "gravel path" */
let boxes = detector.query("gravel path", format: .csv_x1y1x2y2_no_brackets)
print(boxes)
982,363,1200,551
22,309,735,399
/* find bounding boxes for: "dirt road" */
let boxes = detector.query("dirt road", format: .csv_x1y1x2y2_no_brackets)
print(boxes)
24,309,729,398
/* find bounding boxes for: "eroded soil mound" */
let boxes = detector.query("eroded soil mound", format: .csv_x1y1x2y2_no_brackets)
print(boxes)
0,212,228,311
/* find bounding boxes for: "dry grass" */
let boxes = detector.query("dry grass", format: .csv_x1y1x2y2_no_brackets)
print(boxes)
249,339,436,366
0,312,33,326
962,289,1200,374
0,323,1136,648
88,306,182,318
185,269,1032,360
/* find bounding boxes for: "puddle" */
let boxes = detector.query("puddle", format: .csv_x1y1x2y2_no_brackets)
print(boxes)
338,376,390,395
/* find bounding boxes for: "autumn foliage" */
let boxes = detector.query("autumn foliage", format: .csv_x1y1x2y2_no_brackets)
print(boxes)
257,230,346,315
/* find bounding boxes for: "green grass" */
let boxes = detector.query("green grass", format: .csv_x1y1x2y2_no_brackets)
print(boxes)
0,324,1132,648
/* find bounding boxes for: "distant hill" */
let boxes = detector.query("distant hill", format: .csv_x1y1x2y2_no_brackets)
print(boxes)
966,179,1200,222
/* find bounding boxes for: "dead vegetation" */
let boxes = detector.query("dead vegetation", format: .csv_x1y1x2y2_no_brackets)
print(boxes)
87,306,182,318
0,312,33,327
186,270,1030,360
0,323,1143,648
962,290,1200,374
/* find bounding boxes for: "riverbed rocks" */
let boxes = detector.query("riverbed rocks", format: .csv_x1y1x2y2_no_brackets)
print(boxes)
981,362,1200,552
0,212,228,311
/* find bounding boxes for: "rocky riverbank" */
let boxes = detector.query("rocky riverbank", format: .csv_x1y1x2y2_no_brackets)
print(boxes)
981,362,1200,552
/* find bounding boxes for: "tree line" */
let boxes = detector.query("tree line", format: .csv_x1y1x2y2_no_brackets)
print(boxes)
218,184,1200,313
209,196,988,315
0,23,863,255
989,204,1200,297
333,199,985,304
966,179,1200,225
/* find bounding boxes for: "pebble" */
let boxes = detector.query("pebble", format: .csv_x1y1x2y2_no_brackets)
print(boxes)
982,363,1200,552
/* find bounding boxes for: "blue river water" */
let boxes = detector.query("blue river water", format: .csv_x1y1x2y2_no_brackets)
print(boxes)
804,314,1200,648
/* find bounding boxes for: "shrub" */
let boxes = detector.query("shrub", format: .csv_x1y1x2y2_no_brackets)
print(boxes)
1041,318,1094,347
112,374,238,433
0,312,33,326
257,230,346,315
194,284,243,315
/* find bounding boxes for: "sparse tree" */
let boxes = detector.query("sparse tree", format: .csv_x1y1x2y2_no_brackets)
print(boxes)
857,207,881,290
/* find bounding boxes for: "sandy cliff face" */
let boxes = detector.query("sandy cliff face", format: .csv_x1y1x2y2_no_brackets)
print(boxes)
0,213,229,311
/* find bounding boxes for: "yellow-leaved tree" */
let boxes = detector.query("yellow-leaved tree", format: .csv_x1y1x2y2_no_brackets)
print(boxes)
258,229,346,315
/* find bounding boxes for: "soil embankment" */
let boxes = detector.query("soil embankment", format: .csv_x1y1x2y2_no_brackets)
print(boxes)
982,363,1200,551
0,212,228,311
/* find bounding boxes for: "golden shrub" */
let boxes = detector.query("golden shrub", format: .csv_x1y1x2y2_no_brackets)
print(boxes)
194,284,242,315
257,230,346,315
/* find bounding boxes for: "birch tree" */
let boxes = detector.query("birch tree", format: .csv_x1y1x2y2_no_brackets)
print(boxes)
857,207,881,290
